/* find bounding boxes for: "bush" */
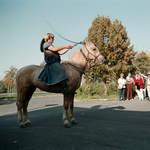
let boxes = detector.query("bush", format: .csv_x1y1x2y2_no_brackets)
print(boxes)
75,81,119,100
107,82,118,95
0,81,7,93
75,82,105,100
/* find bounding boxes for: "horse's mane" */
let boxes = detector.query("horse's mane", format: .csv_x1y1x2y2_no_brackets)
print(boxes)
69,49,80,61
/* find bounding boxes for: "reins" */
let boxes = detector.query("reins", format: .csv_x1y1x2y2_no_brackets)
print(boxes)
67,61,85,75
44,18,101,64
44,18,84,46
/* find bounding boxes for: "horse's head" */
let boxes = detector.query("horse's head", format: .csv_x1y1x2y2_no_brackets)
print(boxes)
82,41,105,65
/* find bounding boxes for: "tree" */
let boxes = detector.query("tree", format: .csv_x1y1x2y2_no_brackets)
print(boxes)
3,66,18,93
132,51,150,74
87,15,137,93
0,81,7,93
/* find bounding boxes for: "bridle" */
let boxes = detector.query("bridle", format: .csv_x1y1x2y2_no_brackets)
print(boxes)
80,44,102,63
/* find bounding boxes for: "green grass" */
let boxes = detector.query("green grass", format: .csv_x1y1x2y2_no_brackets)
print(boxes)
0,96,16,100
75,94,119,102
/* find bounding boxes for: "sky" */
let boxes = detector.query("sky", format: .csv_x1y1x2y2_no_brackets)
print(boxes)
0,0,150,80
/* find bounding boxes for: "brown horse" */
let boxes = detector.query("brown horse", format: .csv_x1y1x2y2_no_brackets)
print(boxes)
16,41,104,128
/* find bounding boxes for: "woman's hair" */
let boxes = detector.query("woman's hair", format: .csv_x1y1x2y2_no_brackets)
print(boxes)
44,33,54,42
40,33,54,52
40,38,45,52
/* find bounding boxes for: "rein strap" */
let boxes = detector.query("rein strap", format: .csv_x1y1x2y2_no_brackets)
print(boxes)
80,49,89,62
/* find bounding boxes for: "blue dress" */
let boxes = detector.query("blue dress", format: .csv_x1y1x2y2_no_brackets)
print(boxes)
38,42,68,85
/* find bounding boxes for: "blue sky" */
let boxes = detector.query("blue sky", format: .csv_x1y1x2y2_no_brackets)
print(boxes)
0,0,150,80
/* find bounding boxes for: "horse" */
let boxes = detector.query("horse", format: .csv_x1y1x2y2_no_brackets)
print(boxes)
16,41,104,128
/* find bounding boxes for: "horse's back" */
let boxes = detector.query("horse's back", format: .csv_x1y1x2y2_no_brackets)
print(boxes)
16,63,82,92
16,65,43,86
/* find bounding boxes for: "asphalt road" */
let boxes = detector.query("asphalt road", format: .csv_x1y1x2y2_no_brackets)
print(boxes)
0,95,150,150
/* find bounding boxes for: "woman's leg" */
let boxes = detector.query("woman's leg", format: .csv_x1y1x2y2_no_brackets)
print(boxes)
130,84,133,99
147,86,150,100
119,89,122,101
140,89,144,100
136,89,141,100
143,88,146,99
59,79,72,94
126,84,130,100
122,88,126,100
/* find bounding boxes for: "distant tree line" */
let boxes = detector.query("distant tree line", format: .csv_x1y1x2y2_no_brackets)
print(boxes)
0,66,18,93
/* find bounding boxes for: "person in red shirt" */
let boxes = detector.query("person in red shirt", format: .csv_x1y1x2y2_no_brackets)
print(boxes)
133,73,139,85
135,74,144,100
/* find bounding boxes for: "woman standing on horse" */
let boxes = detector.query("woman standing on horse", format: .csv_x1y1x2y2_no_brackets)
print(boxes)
38,33,74,94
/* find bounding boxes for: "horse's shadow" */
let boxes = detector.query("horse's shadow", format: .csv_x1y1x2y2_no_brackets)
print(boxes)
0,101,150,150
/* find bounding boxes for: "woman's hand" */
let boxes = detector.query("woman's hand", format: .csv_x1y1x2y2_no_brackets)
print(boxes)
66,45,74,49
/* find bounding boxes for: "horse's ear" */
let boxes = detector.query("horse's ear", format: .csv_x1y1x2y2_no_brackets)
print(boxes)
40,38,45,52
82,40,86,45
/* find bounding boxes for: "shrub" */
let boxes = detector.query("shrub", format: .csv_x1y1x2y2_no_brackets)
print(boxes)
75,81,119,100
75,82,105,99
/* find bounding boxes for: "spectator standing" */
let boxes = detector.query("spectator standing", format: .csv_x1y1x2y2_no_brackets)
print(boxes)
118,73,126,101
135,74,144,100
139,73,147,99
126,73,134,100
134,73,139,99
145,72,150,100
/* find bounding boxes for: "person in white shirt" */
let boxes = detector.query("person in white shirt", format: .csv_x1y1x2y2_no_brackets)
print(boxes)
118,73,126,101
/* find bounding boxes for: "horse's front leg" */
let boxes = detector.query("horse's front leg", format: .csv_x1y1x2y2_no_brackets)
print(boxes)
63,94,71,128
69,92,78,125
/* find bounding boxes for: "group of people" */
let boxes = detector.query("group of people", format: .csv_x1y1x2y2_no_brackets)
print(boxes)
118,72,150,101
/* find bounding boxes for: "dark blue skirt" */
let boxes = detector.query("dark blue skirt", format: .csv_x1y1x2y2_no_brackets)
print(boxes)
38,62,68,85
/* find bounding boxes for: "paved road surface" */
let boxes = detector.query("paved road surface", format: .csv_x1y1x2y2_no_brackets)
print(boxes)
0,96,150,150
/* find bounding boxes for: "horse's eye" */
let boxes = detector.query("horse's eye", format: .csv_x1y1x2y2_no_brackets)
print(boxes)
93,48,96,51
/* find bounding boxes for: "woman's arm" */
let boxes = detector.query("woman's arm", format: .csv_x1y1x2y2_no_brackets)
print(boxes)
48,45,74,52
58,49,69,55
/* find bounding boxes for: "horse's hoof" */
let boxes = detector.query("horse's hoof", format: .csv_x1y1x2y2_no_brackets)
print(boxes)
25,122,32,127
19,123,26,128
63,120,71,128
70,117,78,125
70,118,78,125
71,119,78,125
25,119,32,127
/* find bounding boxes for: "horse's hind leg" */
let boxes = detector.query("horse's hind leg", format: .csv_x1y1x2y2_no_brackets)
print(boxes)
23,86,36,127
16,88,28,128
69,92,78,125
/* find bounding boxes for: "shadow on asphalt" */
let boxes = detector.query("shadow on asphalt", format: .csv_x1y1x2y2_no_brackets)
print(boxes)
0,102,150,150
0,99,16,105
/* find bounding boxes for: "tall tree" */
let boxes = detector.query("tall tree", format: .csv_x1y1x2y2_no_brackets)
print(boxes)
132,51,150,74
3,66,18,93
87,15,137,92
